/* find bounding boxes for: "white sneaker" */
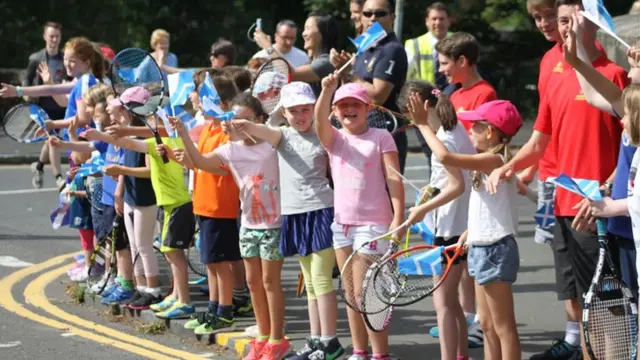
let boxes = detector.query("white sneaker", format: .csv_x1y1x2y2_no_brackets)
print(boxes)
31,162,43,189
242,320,287,338
91,273,115,294
56,177,66,191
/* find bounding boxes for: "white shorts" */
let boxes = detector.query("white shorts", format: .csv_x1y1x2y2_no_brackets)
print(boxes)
331,222,390,255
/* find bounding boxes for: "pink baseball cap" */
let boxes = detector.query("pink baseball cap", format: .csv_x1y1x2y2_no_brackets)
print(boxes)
108,86,151,107
332,83,370,105
457,100,523,137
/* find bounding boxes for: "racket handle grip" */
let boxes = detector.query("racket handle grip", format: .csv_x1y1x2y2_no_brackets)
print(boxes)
154,133,170,164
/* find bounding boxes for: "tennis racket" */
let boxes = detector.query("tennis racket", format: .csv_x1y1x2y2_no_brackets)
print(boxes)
360,186,441,332
108,48,169,163
2,103,55,143
86,218,119,294
373,243,464,307
250,57,292,114
330,104,414,134
85,176,104,212
582,212,638,360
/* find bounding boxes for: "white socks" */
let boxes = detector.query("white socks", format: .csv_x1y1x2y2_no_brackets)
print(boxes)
564,321,580,346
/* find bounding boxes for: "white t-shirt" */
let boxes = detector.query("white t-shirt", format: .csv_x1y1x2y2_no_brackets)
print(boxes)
428,123,476,237
627,149,640,252
253,47,309,68
467,156,519,246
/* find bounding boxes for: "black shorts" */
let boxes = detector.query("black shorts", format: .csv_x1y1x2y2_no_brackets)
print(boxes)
91,205,128,251
434,236,465,264
553,216,619,306
197,216,242,264
159,202,195,252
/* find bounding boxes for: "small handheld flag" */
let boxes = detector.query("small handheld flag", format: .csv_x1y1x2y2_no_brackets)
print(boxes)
580,0,630,49
398,246,443,276
75,152,106,178
168,70,196,108
198,73,239,120
534,200,555,229
338,21,388,74
50,190,70,229
550,174,602,201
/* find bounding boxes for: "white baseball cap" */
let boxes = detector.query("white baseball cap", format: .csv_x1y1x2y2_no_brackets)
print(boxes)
268,82,317,126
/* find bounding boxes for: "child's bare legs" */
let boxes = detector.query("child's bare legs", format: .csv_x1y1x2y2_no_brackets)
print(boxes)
459,262,476,321
335,247,369,353
354,255,388,355
206,264,219,304
433,263,467,360
262,259,284,340
214,262,233,308
483,281,520,360
164,250,190,304
476,284,500,360
244,257,270,337
116,248,133,282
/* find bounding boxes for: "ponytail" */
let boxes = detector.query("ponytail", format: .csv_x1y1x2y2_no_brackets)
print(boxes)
90,43,105,79
397,80,457,131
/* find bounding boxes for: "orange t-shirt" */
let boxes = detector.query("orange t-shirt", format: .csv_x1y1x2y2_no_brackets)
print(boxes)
192,122,240,218
450,80,498,131
534,55,628,216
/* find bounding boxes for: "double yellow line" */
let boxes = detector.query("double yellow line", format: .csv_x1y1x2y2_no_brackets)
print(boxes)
0,252,204,360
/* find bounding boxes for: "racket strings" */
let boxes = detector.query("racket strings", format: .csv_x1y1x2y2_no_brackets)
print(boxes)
339,250,387,313
587,279,638,360
252,59,290,114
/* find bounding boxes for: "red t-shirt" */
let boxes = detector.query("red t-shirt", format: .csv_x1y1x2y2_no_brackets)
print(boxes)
533,55,628,216
451,80,498,131
536,42,607,180
536,43,564,180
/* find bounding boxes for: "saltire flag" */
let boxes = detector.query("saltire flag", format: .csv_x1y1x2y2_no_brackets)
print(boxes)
398,246,443,276
75,151,106,178
535,200,555,229
580,0,630,48
167,70,196,108
199,72,239,120
25,104,50,143
50,191,70,229
551,174,602,201
348,21,387,56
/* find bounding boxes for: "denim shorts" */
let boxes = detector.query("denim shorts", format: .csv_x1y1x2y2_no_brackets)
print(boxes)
468,235,520,285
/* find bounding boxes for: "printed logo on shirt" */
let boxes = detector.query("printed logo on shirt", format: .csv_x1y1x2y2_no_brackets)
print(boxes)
575,91,586,101
366,57,377,73
457,106,466,113
553,61,564,73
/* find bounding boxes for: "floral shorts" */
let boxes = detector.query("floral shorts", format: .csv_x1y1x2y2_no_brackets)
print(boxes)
239,227,284,261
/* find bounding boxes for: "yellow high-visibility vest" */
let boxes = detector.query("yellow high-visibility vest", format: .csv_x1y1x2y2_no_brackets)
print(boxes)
404,32,452,82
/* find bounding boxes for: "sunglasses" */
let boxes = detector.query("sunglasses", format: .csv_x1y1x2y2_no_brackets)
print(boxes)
362,10,389,18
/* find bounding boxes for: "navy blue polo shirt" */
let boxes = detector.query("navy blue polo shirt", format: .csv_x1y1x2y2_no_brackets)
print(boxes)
353,32,408,112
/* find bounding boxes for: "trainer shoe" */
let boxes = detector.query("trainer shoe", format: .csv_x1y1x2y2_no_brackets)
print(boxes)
243,339,267,360
185,312,210,330
346,350,369,360
56,176,66,192
194,315,235,335
309,337,345,360
90,273,113,294
155,302,195,319
150,295,177,312
429,316,475,340
467,322,484,348
233,297,254,317
101,286,134,305
121,290,144,307
288,338,319,360
260,338,291,360
128,292,162,310
529,339,579,360
31,162,43,189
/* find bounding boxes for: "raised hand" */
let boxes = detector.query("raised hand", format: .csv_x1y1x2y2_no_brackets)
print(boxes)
321,72,339,93
105,124,127,139
104,164,122,178
408,92,430,126
37,62,53,84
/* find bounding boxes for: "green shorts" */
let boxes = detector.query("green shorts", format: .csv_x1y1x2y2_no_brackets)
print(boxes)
239,227,283,261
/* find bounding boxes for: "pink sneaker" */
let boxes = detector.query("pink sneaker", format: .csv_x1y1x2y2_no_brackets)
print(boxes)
259,338,291,360
67,262,84,276
243,339,267,360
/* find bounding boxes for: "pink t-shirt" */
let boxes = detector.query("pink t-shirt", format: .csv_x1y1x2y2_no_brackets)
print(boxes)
326,128,398,226
215,141,281,229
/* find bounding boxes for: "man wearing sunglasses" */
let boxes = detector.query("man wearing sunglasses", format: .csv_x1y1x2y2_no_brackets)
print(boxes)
352,0,410,173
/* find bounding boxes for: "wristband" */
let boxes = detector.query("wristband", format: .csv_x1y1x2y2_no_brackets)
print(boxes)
16,86,24,97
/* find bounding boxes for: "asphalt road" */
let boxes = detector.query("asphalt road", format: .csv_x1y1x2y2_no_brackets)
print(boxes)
0,153,568,360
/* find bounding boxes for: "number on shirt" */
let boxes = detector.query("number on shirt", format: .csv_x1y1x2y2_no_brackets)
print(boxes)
385,60,396,75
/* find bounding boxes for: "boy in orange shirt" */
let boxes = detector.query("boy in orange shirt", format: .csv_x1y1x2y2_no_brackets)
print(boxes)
435,32,498,133
430,31,497,348
176,70,244,334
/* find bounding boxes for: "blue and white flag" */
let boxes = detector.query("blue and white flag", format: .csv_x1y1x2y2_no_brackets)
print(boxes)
348,21,387,56
398,246,443,276
75,151,106,178
118,68,136,83
551,174,602,201
158,104,196,138
199,72,239,121
50,191,70,229
168,70,196,108
580,0,630,49
535,200,555,229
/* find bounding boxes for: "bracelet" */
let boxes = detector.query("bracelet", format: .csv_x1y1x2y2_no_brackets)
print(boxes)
16,86,24,97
